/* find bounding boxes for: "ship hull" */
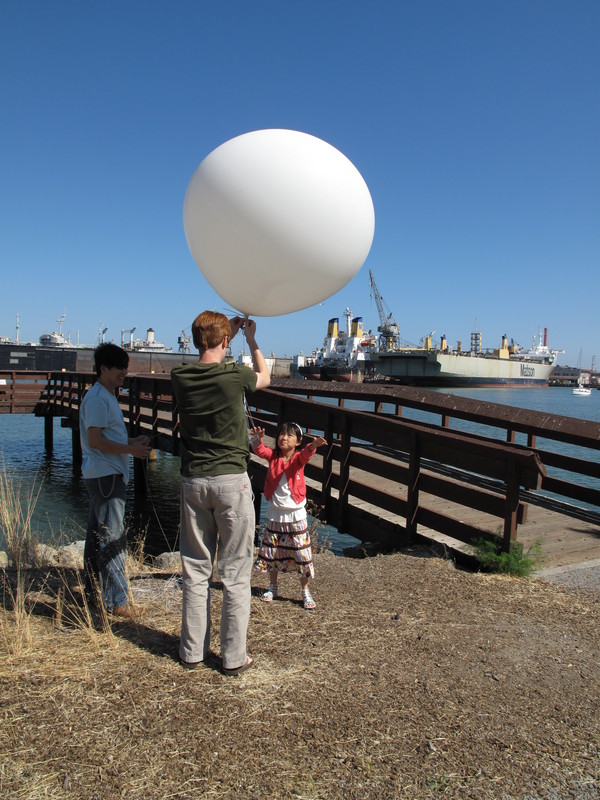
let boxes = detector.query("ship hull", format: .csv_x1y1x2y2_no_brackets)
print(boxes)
374,351,554,387
297,364,367,383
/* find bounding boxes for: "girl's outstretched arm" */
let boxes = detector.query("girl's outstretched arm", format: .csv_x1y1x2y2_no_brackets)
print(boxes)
309,436,328,452
249,427,273,460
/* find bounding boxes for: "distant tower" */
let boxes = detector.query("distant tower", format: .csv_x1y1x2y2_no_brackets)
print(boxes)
178,329,191,354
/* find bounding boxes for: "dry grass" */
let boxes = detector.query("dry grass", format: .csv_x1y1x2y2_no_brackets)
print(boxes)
1,550,599,800
0,462,42,570
1,567,34,655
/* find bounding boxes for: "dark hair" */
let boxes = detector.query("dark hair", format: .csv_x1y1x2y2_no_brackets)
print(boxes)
93,343,129,376
274,422,303,456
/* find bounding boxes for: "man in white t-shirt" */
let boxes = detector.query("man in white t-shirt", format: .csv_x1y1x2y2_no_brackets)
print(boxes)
80,344,151,618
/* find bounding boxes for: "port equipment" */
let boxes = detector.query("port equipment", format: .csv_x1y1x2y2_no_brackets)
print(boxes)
369,270,400,351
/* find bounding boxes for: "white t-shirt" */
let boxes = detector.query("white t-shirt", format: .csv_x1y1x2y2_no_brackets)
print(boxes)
268,473,307,524
80,382,130,483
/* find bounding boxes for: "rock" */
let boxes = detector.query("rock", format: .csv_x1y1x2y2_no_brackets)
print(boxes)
57,540,86,569
34,543,60,567
153,551,181,572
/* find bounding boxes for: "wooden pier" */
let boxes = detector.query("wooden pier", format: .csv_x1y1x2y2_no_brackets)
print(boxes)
1,371,599,570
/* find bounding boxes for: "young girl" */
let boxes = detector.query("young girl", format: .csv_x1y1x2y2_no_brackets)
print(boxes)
251,422,327,610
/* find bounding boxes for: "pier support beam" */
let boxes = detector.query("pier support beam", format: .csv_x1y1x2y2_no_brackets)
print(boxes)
133,457,147,496
60,417,82,466
72,426,82,466
502,461,520,551
405,432,421,542
44,415,53,451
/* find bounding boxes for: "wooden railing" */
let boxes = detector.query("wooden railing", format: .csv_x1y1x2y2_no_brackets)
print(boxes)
3,371,599,558
267,379,600,516
0,371,54,413
243,387,546,554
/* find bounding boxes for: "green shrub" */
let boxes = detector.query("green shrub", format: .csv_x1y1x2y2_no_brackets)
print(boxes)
473,537,543,577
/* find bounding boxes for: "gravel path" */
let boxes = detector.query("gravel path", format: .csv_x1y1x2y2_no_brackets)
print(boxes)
535,557,600,592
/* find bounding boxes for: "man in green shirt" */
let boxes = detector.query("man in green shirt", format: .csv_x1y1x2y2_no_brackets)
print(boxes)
171,311,270,675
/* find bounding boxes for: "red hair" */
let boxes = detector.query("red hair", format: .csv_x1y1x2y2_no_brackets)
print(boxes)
192,311,230,351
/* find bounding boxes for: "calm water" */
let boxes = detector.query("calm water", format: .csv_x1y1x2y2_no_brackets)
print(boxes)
0,387,597,555
0,413,358,555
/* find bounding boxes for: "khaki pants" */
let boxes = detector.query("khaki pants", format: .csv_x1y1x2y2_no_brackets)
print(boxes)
179,472,255,669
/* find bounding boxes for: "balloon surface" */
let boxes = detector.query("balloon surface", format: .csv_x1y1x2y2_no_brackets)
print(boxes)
183,129,375,316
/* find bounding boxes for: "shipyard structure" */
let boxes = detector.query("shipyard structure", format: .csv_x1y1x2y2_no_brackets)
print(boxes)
0,316,291,377
292,272,563,387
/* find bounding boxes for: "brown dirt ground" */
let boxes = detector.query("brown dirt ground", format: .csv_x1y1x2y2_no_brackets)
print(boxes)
1,549,599,800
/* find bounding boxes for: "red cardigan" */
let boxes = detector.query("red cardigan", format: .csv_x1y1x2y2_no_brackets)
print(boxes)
252,441,315,503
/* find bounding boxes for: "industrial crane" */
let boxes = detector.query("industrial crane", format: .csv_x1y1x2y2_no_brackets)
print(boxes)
368,270,400,351
121,326,137,349
178,328,192,354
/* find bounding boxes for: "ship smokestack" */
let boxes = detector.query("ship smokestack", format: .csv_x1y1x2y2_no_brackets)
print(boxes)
543,327,548,347
351,317,363,338
327,318,339,338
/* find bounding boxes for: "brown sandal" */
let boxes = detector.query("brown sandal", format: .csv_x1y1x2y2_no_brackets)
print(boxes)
222,657,254,676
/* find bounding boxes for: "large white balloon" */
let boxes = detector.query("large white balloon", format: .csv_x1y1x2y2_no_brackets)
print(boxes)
183,129,375,316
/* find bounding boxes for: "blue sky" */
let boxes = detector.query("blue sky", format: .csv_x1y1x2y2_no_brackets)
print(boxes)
1,1,598,367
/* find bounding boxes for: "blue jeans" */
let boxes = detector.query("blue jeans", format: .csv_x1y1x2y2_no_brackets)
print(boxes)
84,474,129,611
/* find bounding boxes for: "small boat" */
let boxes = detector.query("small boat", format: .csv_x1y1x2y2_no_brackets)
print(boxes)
572,349,592,396
573,379,592,397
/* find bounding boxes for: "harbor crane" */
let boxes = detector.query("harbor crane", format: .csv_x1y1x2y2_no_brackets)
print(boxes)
368,270,400,351
121,326,137,349
178,328,192,354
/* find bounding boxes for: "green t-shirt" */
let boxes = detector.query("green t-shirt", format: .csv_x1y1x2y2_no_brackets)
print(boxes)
171,361,258,477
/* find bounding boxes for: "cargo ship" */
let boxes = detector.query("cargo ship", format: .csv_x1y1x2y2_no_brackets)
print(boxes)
374,328,561,387
293,308,377,382
293,272,562,387
357,272,561,387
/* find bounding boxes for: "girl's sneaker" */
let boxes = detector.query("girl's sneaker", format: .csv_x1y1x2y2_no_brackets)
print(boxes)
302,589,316,610
262,584,278,602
